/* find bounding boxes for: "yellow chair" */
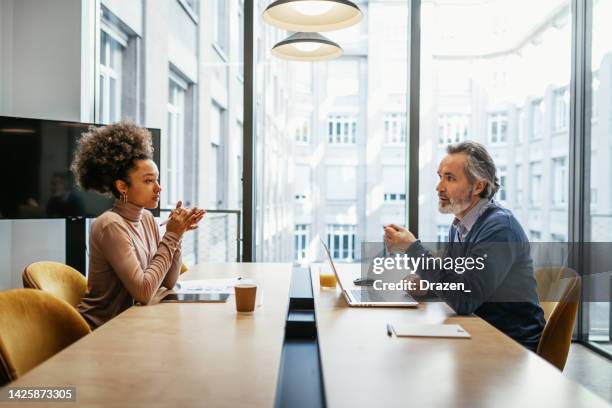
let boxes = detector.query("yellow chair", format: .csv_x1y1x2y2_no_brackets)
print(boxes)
0,289,91,385
534,266,581,371
180,262,189,275
22,261,87,308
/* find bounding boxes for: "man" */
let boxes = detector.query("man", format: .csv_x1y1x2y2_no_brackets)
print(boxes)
384,141,545,351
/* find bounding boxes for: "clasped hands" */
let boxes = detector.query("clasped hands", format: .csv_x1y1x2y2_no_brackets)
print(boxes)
165,201,205,237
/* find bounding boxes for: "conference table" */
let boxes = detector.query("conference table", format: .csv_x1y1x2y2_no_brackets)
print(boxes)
1,261,609,407
1,263,292,407
313,263,609,408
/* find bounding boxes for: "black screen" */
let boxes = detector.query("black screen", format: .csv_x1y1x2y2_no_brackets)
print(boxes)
0,116,161,219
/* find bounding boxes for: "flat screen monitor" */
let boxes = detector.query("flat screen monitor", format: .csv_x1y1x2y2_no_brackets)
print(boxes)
0,116,161,219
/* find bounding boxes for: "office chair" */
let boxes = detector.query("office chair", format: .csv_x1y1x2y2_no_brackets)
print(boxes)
0,289,90,385
23,261,87,308
535,266,581,371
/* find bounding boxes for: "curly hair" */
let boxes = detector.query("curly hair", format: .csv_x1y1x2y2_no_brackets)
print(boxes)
70,122,154,198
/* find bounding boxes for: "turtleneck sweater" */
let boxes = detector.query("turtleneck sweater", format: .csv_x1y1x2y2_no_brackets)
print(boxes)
78,200,182,329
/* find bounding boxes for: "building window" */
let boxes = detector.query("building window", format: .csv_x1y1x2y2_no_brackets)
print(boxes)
294,224,309,264
213,0,228,53
438,114,469,146
552,157,567,207
517,108,525,144
515,164,522,208
237,1,244,77
210,103,225,208
529,161,543,207
498,166,507,202
488,112,508,145
437,225,448,243
531,99,544,140
99,27,127,124
383,193,406,202
295,117,310,144
553,87,569,131
166,73,188,207
384,113,406,145
328,115,357,144
326,224,356,262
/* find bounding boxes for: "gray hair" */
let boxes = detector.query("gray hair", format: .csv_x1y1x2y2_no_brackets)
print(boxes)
446,141,500,199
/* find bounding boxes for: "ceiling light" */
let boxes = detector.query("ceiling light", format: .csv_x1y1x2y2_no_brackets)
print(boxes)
271,32,342,61
263,0,362,32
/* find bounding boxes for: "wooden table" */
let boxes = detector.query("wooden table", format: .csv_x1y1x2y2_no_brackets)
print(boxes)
1,263,292,407
313,263,609,408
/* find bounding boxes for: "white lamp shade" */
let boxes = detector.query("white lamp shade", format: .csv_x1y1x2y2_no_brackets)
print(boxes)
271,32,343,61
263,0,362,32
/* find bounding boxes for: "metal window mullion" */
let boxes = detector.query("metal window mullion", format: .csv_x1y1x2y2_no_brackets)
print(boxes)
407,0,421,234
242,0,255,262
568,0,591,341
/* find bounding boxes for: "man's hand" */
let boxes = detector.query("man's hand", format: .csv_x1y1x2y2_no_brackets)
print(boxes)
404,273,429,297
383,224,417,253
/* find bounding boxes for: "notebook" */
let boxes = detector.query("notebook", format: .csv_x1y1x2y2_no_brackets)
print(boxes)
391,323,471,339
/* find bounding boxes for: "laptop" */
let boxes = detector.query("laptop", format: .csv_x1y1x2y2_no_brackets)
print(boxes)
320,239,418,308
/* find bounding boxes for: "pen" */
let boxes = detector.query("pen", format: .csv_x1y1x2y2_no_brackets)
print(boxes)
387,323,394,337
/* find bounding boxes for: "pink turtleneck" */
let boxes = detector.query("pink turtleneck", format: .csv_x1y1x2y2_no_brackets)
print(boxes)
78,200,182,329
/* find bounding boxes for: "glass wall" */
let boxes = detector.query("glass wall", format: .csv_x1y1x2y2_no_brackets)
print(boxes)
418,0,571,244
95,0,244,264
585,0,612,354
254,0,410,265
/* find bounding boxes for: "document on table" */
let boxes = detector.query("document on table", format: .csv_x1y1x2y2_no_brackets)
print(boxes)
391,323,471,339
174,278,241,294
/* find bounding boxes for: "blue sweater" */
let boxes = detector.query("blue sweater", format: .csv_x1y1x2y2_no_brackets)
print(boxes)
408,202,545,351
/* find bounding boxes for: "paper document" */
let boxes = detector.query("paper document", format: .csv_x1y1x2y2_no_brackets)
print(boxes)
174,278,241,294
391,323,471,339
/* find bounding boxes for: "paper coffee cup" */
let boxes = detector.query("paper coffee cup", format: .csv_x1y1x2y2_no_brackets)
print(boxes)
235,283,257,312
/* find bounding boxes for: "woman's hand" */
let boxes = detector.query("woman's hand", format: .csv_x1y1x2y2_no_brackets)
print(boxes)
166,201,205,237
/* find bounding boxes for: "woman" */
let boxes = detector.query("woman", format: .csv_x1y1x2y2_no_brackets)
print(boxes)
71,122,204,329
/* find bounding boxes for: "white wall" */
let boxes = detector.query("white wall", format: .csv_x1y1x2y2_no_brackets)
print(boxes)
0,0,85,290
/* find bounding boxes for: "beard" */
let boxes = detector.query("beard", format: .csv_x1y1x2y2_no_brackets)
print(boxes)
438,186,474,215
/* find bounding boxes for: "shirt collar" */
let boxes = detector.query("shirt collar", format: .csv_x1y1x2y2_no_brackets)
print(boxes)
452,198,491,239
112,200,144,223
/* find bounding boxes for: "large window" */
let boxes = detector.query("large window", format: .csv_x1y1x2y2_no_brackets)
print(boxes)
255,1,409,263
585,0,612,355
418,0,570,246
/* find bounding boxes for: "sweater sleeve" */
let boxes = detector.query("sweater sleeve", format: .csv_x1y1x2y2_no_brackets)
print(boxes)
407,222,519,315
98,221,181,305
162,242,182,289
